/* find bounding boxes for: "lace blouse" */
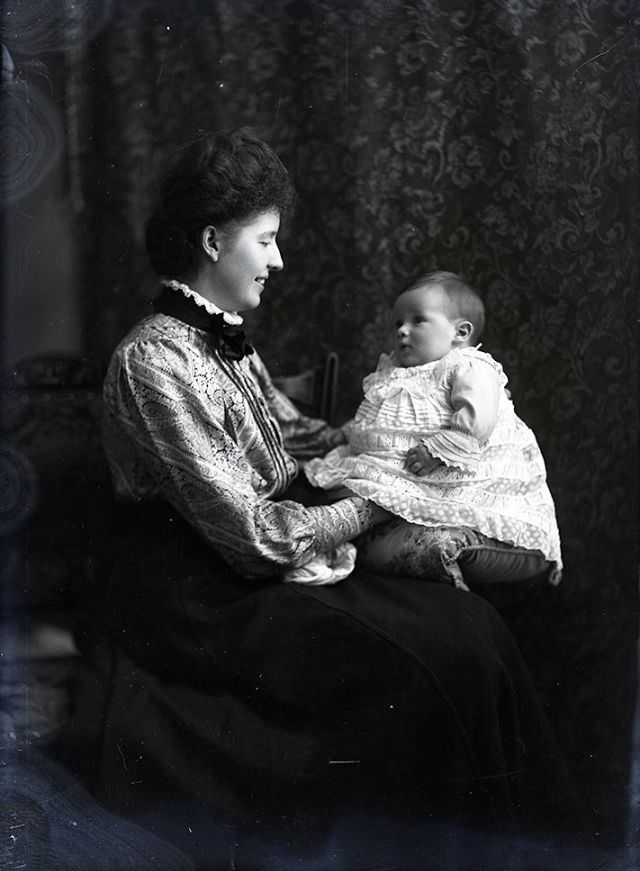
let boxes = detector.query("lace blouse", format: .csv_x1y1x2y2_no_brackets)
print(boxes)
103,312,379,577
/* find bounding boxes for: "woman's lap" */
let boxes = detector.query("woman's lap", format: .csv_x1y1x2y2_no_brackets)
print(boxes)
59,512,571,856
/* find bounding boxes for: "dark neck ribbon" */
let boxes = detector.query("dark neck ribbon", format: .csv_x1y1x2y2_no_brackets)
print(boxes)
153,287,254,361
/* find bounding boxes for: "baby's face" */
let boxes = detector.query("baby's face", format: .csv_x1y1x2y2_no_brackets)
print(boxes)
392,285,459,367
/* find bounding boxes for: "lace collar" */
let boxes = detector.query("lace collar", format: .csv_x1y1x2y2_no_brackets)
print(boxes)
160,279,243,326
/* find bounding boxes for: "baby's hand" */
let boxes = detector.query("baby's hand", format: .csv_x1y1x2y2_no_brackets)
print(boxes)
405,444,443,477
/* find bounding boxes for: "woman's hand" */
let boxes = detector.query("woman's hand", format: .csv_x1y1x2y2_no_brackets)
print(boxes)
405,444,443,477
339,494,392,526
327,487,392,524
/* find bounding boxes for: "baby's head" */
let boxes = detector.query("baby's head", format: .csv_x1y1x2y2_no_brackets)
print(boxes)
392,271,485,367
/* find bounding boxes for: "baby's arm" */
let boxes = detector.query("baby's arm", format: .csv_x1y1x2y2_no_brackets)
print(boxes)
407,358,502,476
448,357,501,442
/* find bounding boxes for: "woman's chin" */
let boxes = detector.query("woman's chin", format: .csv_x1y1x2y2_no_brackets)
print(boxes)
245,289,264,309
234,295,260,313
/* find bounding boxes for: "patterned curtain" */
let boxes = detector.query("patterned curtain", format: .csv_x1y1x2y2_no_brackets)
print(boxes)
36,0,640,838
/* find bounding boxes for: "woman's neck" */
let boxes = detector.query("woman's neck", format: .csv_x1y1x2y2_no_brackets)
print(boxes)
187,272,217,304
160,278,243,325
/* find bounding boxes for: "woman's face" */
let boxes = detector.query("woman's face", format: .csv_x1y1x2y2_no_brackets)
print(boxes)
212,209,283,312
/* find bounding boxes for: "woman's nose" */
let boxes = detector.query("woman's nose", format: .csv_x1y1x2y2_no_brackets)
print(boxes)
269,243,284,272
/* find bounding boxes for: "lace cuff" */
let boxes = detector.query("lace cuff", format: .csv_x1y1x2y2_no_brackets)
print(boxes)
306,496,380,553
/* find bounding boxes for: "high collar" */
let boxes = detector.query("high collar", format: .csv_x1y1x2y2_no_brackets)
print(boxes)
153,286,254,361
160,279,243,325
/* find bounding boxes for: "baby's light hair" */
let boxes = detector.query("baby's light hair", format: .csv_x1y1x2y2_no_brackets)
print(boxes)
405,270,485,340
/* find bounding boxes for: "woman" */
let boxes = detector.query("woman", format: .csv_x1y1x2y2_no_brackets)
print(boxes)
63,129,570,867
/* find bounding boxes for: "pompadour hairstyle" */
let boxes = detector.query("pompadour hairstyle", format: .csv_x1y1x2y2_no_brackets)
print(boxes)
145,127,296,277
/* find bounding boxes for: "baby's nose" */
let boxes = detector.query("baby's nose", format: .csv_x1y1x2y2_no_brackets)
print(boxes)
396,322,409,335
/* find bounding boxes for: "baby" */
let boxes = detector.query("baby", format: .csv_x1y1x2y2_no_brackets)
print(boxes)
286,271,562,589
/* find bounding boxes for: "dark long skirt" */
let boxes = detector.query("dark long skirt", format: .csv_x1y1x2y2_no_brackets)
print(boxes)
60,504,572,868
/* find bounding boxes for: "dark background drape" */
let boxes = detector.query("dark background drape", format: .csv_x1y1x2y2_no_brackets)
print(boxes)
3,0,638,847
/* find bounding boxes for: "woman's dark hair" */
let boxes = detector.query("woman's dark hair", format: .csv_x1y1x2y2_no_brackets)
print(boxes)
405,270,485,340
145,128,296,277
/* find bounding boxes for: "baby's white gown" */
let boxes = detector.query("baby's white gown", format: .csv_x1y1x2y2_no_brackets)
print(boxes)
305,347,562,571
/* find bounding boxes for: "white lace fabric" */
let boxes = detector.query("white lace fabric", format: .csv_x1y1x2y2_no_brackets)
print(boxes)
160,279,244,325
305,347,563,568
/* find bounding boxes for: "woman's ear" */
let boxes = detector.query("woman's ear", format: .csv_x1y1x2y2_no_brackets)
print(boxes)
454,320,473,343
201,225,219,262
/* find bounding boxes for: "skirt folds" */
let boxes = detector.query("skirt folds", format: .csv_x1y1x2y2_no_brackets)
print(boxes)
63,503,570,854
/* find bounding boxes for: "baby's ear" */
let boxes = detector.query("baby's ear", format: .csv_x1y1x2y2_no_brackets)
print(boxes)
455,320,473,343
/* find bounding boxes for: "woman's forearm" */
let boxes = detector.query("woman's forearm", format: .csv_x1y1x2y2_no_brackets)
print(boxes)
306,496,389,554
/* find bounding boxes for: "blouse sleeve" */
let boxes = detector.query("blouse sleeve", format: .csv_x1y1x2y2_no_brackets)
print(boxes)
104,338,374,578
419,355,501,473
250,353,347,459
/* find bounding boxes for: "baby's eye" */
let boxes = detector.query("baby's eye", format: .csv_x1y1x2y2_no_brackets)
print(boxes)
413,316,427,324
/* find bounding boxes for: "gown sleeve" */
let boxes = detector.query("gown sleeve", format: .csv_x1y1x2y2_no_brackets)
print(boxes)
419,354,502,474
103,337,375,577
